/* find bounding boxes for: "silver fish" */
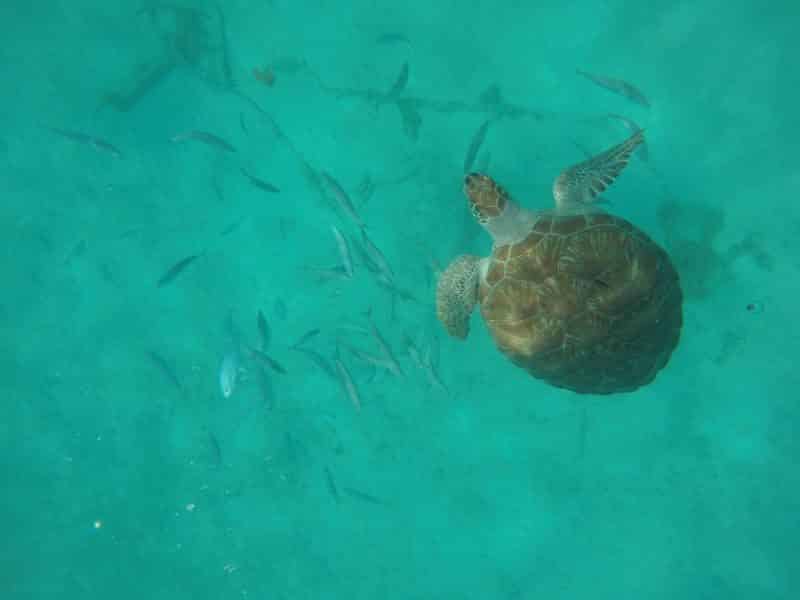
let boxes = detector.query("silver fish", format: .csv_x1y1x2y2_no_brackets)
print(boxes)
342,342,399,376
170,130,237,152
274,298,288,320
331,225,354,279
606,113,649,161
306,264,352,283
360,230,393,279
250,349,287,375
403,333,425,370
291,346,336,380
254,364,275,411
349,235,381,274
241,167,280,193
375,33,410,45
225,309,246,353
334,356,361,411
219,352,240,398
387,62,409,99
395,98,421,141
405,334,448,395
47,126,122,158
375,272,418,303
424,363,448,395
365,310,403,377
256,309,271,350
290,328,321,349
569,138,594,159
576,69,650,108
147,350,182,391
463,120,489,173
321,172,365,228
324,465,340,502
157,254,201,287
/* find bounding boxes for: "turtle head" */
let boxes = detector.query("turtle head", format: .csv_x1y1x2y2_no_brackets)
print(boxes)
464,173,507,225
463,173,535,246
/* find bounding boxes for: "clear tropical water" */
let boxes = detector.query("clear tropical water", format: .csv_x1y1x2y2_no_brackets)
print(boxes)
2,1,797,598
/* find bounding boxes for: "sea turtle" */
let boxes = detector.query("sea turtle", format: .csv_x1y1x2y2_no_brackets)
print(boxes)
436,130,682,394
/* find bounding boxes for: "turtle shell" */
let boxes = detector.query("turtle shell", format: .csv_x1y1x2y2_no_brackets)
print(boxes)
478,211,682,394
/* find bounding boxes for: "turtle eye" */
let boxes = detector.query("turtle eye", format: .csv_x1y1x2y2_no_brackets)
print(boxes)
469,201,488,223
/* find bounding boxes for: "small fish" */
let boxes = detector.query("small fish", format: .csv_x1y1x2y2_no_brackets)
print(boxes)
375,33,410,45
422,330,441,370
241,167,280,193
342,486,385,506
463,120,489,173
239,113,247,134
306,265,351,283
291,346,337,380
257,310,271,350
569,138,594,159
220,220,243,237
212,178,226,203
324,466,340,502
423,360,449,396
290,328,321,349
225,308,246,353
426,255,444,287
216,3,235,89
208,431,222,467
334,356,361,411
576,69,650,108
250,349,287,375
156,254,201,287
365,309,403,377
337,323,370,337
321,172,365,229
360,230,393,279
274,298,288,320
387,62,409,99
344,344,400,376
219,352,240,398
404,334,425,369
421,345,447,394
170,130,237,153
475,149,492,173
375,272,418,303
254,365,275,410
395,99,421,141
349,235,381,274
405,334,448,395
62,239,87,265
46,126,122,158
606,113,649,161
331,225,354,279
146,350,182,391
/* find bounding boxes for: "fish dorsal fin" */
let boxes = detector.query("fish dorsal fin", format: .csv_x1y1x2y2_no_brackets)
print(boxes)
552,130,644,212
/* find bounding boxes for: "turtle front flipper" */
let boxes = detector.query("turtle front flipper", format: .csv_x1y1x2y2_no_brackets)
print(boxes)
436,255,481,339
552,129,644,212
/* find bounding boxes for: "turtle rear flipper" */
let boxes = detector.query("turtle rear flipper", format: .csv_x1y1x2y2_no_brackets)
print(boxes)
436,255,481,339
552,129,644,212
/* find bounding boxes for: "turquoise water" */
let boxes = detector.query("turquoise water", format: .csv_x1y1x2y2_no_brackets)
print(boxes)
2,1,797,598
